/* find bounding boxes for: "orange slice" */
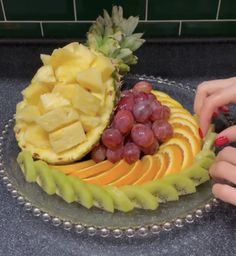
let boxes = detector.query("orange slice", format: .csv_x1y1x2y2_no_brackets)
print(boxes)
173,126,201,155
160,99,183,109
49,159,95,174
160,137,193,169
85,160,132,185
159,144,183,176
152,153,169,179
152,90,184,108
170,107,190,115
134,155,160,185
169,114,198,128
70,160,114,178
110,160,145,187
170,119,199,138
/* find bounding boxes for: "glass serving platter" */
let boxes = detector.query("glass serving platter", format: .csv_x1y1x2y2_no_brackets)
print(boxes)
0,75,217,238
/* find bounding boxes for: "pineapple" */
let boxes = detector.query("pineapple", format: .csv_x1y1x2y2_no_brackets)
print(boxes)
14,6,145,164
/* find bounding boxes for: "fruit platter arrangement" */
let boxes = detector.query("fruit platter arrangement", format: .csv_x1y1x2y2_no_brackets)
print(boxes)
0,6,217,232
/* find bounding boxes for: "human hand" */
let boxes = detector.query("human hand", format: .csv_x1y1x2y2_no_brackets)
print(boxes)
194,77,236,137
195,77,236,205
210,145,236,206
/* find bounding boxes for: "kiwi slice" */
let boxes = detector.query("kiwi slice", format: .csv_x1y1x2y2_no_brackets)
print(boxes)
202,132,217,151
104,186,134,212
50,169,77,203
87,183,114,213
195,148,215,169
161,174,196,195
120,185,158,210
34,160,57,195
181,164,210,186
17,151,37,183
195,150,215,161
67,176,93,209
142,180,179,202
196,157,214,169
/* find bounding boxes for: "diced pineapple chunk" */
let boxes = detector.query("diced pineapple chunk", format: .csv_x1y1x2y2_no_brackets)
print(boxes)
22,83,50,105
40,54,51,65
63,42,80,53
49,121,86,153
76,67,103,93
40,92,71,112
74,44,96,66
52,83,77,101
32,65,56,84
92,55,115,81
80,115,101,132
50,48,77,69
36,107,79,132
24,124,50,149
55,61,83,83
16,104,40,123
72,85,101,115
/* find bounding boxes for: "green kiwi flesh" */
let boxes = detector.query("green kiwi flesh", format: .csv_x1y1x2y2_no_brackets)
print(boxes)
67,176,94,209
87,183,114,213
161,175,196,195
202,132,217,151
50,169,77,203
34,160,57,195
104,186,134,212
120,185,158,210
141,180,179,202
17,151,37,182
181,164,210,186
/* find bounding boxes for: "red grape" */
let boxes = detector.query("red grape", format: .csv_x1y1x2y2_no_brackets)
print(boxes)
133,81,153,93
162,105,171,120
106,146,124,163
133,101,152,123
114,110,134,134
117,94,134,111
152,120,173,142
145,121,152,129
91,144,107,163
150,100,163,121
147,93,156,103
133,91,149,103
102,128,123,150
150,101,171,121
141,138,159,155
123,142,140,164
131,124,154,148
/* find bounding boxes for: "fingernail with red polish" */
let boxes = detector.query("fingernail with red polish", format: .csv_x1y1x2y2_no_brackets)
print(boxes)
198,128,204,139
215,136,230,146
212,112,218,119
219,106,230,112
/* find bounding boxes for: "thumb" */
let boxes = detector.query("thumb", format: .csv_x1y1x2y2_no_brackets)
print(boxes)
215,125,236,146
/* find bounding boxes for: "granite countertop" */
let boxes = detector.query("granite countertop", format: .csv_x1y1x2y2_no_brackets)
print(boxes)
1,39,236,256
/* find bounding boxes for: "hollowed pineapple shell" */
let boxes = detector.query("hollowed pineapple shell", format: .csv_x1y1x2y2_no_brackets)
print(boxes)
15,78,116,164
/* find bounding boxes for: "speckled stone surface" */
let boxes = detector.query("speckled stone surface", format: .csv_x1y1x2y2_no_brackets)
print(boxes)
1,39,236,256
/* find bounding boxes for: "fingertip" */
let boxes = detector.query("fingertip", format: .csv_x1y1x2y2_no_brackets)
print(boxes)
212,184,236,205
212,183,221,197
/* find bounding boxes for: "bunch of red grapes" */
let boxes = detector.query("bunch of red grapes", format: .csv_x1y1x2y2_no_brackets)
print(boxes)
91,81,173,164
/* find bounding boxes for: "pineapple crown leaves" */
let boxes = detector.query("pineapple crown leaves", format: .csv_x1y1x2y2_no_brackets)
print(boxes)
86,6,145,69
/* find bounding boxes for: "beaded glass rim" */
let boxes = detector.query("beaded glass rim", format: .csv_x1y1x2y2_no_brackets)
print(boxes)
0,75,220,238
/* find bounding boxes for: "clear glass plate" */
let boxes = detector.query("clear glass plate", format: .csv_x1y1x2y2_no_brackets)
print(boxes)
0,75,215,235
